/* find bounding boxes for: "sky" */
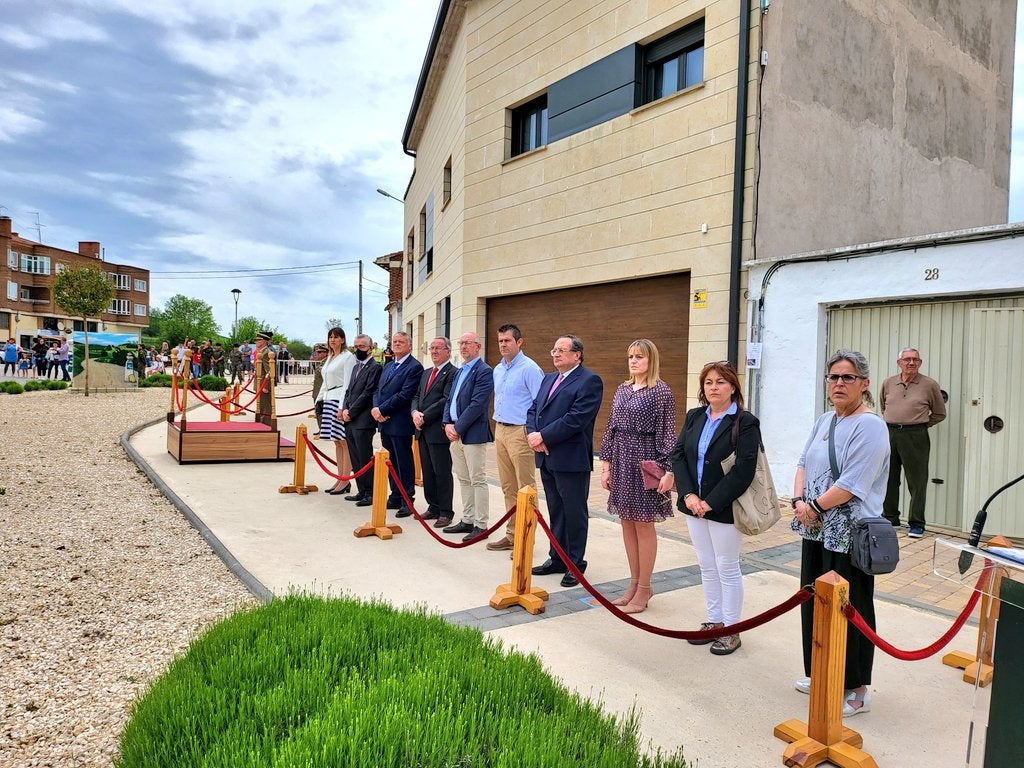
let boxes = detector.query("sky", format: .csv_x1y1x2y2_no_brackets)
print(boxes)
0,0,439,346
2,1,1024,347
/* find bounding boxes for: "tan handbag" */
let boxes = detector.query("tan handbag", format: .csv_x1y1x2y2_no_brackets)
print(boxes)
720,414,780,535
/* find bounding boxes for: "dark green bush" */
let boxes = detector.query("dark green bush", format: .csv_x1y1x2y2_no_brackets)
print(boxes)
139,374,173,388
195,374,229,391
0,380,25,394
44,380,69,390
117,595,687,768
23,380,45,391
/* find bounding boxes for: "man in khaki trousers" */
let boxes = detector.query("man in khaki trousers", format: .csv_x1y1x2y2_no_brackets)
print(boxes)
487,324,545,550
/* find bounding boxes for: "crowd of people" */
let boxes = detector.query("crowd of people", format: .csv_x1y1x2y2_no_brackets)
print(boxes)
1,337,72,381
296,326,929,718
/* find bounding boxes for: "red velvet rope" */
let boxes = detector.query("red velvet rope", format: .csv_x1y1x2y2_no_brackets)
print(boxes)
302,436,374,482
304,436,338,464
386,461,516,549
272,405,315,418
843,561,991,660
275,388,313,399
187,376,268,412
533,510,813,640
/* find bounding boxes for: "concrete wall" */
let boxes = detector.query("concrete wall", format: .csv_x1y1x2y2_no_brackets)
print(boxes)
756,0,1015,260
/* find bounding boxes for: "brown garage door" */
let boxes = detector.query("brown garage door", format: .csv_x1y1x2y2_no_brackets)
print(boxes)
485,273,690,452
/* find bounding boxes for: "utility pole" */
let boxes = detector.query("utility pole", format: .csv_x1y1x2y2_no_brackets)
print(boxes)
27,212,45,243
357,260,364,335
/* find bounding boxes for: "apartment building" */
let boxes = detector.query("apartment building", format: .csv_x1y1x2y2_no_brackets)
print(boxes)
395,0,1015,463
0,216,150,350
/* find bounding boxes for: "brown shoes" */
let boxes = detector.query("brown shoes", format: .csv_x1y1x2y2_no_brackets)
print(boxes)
485,537,514,551
433,516,453,528
710,634,742,655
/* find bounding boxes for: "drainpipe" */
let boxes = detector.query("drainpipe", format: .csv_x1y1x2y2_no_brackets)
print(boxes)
727,0,752,366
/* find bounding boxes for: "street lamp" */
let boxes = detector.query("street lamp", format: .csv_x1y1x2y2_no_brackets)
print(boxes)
231,288,241,343
376,188,403,203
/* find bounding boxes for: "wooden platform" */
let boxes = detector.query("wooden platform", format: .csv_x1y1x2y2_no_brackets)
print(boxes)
166,418,295,464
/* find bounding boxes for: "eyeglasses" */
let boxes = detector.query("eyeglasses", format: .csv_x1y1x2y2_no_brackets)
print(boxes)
550,347,574,356
898,358,921,364
825,374,866,384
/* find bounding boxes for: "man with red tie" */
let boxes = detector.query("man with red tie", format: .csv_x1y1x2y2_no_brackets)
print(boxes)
411,337,457,525
527,334,604,587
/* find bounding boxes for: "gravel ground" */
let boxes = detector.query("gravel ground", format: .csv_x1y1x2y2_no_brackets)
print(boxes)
0,388,257,767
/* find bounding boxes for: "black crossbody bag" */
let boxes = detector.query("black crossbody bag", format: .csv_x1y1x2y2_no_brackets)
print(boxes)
828,416,899,575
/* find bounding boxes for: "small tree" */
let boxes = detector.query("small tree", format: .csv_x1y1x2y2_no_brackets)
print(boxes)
54,266,115,396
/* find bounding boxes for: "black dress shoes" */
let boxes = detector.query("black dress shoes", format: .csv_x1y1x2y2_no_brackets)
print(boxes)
355,497,373,507
443,520,474,534
560,572,579,587
344,493,365,502
395,507,412,518
531,559,567,576
462,526,487,542
386,499,402,510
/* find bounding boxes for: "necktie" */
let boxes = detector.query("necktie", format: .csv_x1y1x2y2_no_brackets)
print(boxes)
548,373,564,399
425,366,439,392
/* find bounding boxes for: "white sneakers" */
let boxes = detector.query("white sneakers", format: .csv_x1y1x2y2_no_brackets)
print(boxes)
794,677,872,717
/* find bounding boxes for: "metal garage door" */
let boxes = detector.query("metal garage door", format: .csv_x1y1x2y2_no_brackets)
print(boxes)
485,273,690,452
827,295,1024,532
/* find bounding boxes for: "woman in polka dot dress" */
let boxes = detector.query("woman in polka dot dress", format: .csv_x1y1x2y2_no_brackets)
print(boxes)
599,339,677,614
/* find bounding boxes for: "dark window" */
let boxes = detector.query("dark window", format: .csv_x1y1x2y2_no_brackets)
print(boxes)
41,316,59,331
443,157,452,207
437,296,451,340
642,20,704,104
418,193,434,285
511,95,548,157
73,320,98,332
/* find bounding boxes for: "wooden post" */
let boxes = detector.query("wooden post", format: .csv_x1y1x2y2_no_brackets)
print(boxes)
412,436,424,487
354,449,402,540
774,571,877,768
179,365,190,426
233,382,241,413
279,424,318,495
490,486,549,614
942,534,1011,687
220,388,231,422
170,372,178,415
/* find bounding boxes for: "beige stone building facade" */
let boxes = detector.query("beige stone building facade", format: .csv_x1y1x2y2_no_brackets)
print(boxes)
397,0,1014,438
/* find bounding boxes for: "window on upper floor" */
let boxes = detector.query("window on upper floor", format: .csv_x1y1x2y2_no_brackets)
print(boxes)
418,193,434,286
134,278,147,292
7,250,18,269
443,157,452,208
510,94,548,157
436,296,451,341
642,20,705,104
405,230,415,297
109,273,130,290
109,298,130,315
7,281,17,300
134,303,147,316
21,254,50,275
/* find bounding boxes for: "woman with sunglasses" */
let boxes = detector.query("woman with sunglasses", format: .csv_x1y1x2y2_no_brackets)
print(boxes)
671,360,760,656
791,349,889,716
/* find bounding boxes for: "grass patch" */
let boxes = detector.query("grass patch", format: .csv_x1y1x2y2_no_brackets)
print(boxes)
195,374,229,391
0,380,24,394
117,595,687,768
138,374,173,388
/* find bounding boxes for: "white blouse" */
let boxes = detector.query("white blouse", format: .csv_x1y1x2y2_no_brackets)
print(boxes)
317,349,356,403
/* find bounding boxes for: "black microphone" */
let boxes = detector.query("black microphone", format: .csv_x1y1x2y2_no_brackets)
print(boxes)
957,473,1024,575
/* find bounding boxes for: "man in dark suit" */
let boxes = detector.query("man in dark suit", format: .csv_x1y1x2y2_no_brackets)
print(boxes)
526,334,604,587
341,334,382,505
372,331,424,514
411,336,457,526
441,332,495,541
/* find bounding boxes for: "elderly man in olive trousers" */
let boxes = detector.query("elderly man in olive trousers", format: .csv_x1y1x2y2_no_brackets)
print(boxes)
879,347,946,539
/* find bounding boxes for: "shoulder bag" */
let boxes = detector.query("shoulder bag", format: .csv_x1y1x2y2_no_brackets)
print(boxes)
721,412,780,536
828,415,899,575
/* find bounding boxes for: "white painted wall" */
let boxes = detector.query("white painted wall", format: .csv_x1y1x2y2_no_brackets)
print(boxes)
747,224,1024,495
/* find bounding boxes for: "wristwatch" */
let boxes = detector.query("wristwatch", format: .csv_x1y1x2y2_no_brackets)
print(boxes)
792,496,805,505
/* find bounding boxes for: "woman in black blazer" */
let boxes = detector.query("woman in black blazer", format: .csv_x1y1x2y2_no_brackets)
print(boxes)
671,361,760,656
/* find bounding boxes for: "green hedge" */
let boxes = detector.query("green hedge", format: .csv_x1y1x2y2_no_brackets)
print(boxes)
117,595,687,768
139,374,173,388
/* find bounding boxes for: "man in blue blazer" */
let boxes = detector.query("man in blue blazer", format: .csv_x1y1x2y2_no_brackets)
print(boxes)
371,331,424,514
526,334,604,587
442,332,495,541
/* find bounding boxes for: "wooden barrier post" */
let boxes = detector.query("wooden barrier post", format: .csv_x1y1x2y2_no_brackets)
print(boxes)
279,424,318,495
490,486,548,615
233,382,241,413
170,373,178,415
179,366,190,426
412,436,423,487
220,387,231,422
774,571,877,768
354,449,402,540
942,535,1011,687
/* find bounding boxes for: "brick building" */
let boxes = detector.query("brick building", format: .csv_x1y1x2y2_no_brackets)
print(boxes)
0,216,151,349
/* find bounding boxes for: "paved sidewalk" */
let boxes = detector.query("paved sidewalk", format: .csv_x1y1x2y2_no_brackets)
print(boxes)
128,388,993,767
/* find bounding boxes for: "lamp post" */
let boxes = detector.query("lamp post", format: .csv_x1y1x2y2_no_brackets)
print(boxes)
231,288,241,343
376,188,403,203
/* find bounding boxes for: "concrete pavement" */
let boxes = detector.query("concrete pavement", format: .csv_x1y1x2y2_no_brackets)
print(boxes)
127,388,993,767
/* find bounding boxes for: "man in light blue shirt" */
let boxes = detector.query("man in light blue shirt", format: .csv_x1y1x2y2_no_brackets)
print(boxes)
487,323,544,550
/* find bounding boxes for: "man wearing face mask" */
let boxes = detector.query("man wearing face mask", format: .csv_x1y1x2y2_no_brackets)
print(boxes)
342,334,383,505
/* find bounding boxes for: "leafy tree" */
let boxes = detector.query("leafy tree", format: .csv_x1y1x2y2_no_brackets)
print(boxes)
235,316,276,344
157,295,220,345
54,266,115,397
286,340,311,360
144,306,164,338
